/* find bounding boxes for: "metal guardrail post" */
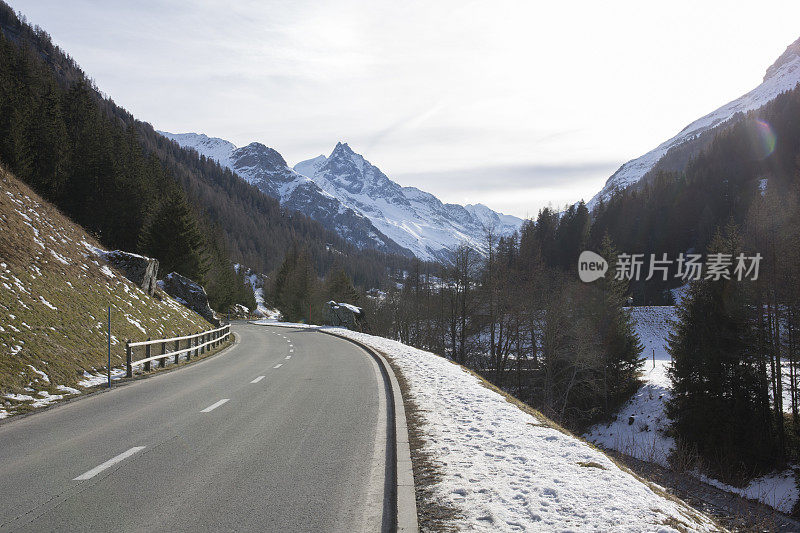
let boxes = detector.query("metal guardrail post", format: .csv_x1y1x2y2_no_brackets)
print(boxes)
144,338,151,372
126,341,132,378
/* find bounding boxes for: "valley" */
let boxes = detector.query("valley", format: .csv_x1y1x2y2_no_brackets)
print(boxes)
2,1,800,532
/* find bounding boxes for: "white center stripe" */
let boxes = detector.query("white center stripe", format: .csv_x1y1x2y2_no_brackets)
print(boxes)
74,447,145,481
201,399,230,412
289,349,294,353
285,356,291,359
251,376,265,383
273,363,283,369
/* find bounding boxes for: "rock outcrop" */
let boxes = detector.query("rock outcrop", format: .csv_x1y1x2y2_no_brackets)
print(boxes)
228,303,249,319
323,301,364,329
160,272,219,325
103,250,159,296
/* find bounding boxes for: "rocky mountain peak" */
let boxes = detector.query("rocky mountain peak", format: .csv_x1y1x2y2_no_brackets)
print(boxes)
234,142,288,169
331,141,355,158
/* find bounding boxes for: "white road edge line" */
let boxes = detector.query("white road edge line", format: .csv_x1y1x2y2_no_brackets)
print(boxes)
73,447,145,481
201,398,230,413
273,363,283,369
251,376,265,383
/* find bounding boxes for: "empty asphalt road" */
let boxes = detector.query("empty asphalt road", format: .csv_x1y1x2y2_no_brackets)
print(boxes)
0,323,389,532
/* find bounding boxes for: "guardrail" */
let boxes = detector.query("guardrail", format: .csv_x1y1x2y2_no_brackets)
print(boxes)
124,324,231,378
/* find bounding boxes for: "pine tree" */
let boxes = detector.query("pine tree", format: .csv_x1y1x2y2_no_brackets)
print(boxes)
596,234,644,410
272,246,316,323
324,268,359,304
139,193,208,282
666,225,777,472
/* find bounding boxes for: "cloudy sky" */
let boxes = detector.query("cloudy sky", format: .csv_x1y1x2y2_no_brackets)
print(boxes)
14,0,800,218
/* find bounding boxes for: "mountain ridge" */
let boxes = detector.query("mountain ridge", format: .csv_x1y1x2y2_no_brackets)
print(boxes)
589,35,800,209
161,132,524,261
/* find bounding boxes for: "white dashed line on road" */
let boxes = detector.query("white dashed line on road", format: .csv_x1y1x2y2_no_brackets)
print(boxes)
251,376,265,383
273,363,283,369
285,356,291,360
73,447,145,481
201,399,229,413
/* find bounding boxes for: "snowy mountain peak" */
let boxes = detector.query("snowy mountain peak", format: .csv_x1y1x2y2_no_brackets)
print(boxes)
295,143,523,260
158,131,236,168
764,35,800,82
304,143,400,200
588,35,800,210
331,141,355,157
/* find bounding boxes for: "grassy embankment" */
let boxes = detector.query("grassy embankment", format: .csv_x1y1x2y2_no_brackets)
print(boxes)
0,167,215,417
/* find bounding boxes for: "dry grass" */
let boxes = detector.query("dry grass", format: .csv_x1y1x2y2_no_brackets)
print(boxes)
577,461,607,469
0,167,211,417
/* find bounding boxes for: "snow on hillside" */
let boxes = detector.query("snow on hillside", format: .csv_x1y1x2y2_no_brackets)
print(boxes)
234,264,281,320
158,132,236,170
585,306,799,514
326,328,717,532
586,307,677,466
589,36,800,209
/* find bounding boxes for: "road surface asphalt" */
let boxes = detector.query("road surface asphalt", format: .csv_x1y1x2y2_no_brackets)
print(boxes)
0,323,388,532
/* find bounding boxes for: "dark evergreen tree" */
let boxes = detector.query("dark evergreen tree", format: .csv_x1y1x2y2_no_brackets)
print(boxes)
666,225,777,472
595,234,644,410
324,268,359,304
272,246,316,323
139,193,207,282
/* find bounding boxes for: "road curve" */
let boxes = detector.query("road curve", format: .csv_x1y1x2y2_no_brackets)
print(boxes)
0,323,389,532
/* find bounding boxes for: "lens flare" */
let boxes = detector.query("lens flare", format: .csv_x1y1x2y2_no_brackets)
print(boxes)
750,120,777,159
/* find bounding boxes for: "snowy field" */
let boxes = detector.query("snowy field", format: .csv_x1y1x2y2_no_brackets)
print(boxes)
319,326,717,532
585,306,799,514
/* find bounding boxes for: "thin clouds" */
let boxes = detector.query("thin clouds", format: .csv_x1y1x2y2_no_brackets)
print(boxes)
396,162,619,191
396,162,617,216
13,0,800,219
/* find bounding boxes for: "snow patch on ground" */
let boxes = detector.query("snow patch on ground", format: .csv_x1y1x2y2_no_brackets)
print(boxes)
77,369,126,388
27,365,50,383
38,296,57,310
699,470,799,514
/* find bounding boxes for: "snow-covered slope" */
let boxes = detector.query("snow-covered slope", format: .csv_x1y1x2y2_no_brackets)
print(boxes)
295,143,523,261
589,36,800,209
159,132,523,261
324,327,718,531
